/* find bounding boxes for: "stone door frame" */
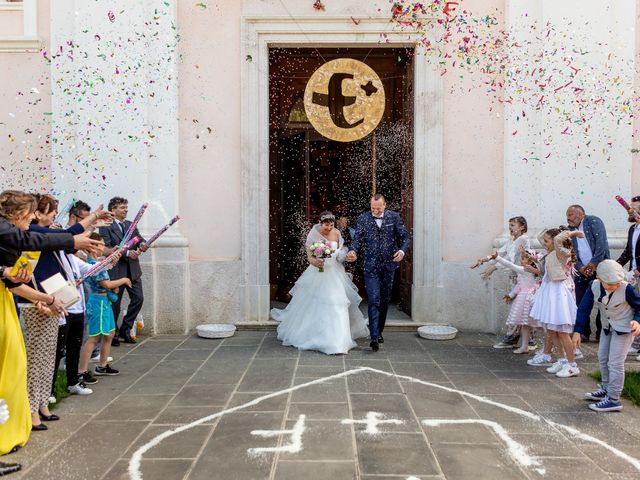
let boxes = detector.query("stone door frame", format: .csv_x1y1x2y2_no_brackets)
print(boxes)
240,16,443,322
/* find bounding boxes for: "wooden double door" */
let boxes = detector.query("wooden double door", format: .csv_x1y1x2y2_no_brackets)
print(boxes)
268,47,414,315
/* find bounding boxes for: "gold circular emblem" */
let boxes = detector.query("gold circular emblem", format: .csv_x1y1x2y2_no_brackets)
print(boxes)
304,58,385,142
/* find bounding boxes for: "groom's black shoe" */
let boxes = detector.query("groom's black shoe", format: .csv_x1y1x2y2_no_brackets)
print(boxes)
370,340,379,352
377,336,384,344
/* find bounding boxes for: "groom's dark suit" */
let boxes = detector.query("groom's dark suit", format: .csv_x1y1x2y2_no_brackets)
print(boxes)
350,210,411,339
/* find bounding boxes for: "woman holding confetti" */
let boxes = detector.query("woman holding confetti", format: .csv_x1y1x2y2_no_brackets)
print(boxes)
272,211,369,354
0,190,86,453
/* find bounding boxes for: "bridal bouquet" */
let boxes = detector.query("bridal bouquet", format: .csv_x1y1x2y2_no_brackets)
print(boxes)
309,240,335,272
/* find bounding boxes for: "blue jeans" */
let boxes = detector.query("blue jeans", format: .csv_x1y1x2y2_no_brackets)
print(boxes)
574,274,601,339
598,328,635,401
364,268,395,338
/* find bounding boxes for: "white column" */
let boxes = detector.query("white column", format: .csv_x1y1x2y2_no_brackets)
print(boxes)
50,0,182,236
50,0,188,333
22,0,37,38
412,43,444,322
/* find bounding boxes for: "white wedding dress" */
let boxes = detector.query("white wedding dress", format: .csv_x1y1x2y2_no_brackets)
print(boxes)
271,225,369,354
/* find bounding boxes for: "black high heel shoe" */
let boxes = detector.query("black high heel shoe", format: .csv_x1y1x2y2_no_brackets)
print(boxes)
31,423,48,431
39,411,60,421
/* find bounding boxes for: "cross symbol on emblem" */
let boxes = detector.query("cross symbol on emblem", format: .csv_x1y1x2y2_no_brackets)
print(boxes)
304,58,386,142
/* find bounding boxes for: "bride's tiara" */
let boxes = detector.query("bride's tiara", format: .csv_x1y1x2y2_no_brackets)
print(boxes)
320,212,335,222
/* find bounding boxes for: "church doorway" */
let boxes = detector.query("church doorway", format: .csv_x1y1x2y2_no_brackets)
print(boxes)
268,47,414,317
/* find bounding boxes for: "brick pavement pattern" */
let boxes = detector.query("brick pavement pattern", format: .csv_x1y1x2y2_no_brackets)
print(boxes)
8,331,640,480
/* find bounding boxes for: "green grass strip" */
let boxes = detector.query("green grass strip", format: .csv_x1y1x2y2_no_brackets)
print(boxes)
589,370,640,406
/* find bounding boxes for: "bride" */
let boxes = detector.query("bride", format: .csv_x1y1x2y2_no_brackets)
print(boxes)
271,211,369,354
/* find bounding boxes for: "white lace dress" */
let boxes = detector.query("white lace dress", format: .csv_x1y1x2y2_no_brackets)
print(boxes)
271,226,369,354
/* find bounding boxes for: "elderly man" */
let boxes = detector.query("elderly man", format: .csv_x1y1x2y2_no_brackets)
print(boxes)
566,204,610,342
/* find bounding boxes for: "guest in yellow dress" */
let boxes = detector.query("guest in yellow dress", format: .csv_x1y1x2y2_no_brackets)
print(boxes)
0,190,88,455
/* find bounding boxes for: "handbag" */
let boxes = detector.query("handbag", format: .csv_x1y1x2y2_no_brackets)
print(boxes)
37,252,81,309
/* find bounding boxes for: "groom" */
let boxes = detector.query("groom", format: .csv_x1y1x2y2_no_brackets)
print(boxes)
347,194,411,352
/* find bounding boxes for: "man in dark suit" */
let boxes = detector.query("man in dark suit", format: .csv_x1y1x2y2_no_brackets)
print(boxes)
617,196,640,353
347,194,411,352
567,204,610,342
101,197,148,345
617,196,640,273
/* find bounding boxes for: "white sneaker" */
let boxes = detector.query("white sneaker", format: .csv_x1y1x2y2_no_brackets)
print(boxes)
636,354,640,362
574,348,584,360
556,363,580,378
68,383,93,395
48,396,56,404
546,359,568,374
91,355,113,363
527,353,552,366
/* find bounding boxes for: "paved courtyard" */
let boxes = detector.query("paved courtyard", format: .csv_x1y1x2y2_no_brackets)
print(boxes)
8,330,640,480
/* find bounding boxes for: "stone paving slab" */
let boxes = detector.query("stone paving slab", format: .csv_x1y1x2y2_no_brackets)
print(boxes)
6,331,640,480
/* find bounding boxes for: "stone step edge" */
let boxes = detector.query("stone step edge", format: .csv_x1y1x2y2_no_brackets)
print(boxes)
233,321,430,331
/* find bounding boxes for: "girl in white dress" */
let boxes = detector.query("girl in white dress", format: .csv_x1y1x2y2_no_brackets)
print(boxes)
472,216,531,349
528,227,584,378
271,212,369,355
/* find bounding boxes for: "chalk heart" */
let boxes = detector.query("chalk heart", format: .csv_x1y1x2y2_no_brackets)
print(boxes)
304,58,386,143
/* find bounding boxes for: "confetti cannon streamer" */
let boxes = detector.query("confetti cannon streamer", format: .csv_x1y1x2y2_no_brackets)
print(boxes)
615,195,640,221
53,199,74,225
120,203,148,247
77,236,140,286
144,216,180,248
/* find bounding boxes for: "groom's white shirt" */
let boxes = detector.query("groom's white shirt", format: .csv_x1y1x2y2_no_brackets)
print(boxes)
372,213,404,256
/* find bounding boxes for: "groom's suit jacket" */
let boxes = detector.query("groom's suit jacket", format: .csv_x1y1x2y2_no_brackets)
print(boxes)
350,210,411,273
100,220,145,282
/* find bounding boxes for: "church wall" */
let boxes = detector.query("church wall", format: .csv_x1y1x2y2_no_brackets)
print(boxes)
0,0,638,332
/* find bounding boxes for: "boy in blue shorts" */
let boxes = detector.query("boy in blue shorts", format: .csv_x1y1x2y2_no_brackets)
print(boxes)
78,233,131,377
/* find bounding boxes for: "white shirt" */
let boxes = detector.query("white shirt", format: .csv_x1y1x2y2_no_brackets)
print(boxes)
631,224,640,271
115,219,126,234
373,214,404,257
575,221,593,266
64,254,93,314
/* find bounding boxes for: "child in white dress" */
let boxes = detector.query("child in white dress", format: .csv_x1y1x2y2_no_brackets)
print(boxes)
528,227,583,378
472,216,530,349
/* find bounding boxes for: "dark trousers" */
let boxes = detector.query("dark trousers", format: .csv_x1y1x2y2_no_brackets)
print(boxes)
574,274,602,339
51,324,67,396
111,276,144,336
364,268,395,338
64,312,85,387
